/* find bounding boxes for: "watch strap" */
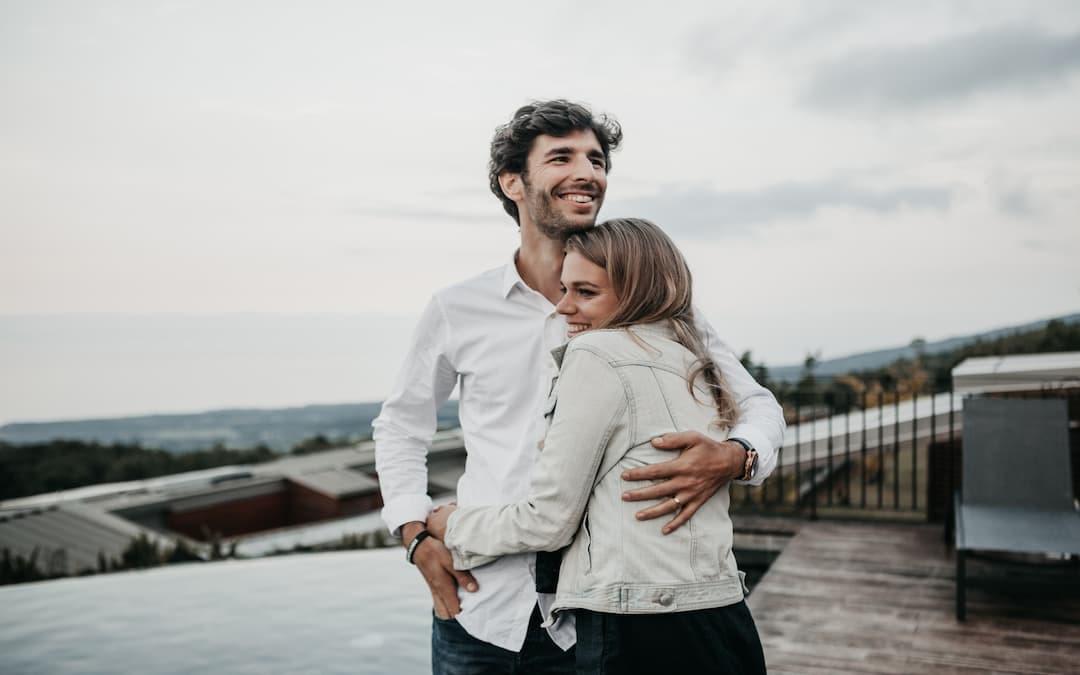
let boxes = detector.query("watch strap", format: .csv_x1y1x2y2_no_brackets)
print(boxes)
729,437,757,481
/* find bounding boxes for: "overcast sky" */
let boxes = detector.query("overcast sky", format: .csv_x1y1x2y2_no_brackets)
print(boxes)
2,1,1079,422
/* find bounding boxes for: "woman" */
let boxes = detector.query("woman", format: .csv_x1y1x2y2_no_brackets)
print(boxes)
427,218,767,674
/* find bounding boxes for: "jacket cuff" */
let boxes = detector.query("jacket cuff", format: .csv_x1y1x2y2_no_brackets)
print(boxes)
444,508,498,570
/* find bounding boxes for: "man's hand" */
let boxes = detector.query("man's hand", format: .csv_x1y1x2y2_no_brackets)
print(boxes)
401,521,477,620
620,432,746,535
426,504,457,541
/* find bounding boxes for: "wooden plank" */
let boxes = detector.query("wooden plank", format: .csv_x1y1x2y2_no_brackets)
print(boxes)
747,521,1080,674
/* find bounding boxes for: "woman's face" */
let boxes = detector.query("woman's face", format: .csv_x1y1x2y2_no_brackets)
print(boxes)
556,251,620,338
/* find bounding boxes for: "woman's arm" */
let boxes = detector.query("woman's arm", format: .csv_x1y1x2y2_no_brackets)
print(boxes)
440,344,628,571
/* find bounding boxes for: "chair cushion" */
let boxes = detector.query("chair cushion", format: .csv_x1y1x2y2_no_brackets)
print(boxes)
956,504,1080,555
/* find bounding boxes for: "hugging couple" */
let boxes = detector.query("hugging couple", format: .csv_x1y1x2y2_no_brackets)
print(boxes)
373,99,785,674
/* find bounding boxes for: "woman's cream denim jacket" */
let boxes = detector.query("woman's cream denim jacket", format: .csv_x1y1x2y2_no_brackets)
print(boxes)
444,321,746,615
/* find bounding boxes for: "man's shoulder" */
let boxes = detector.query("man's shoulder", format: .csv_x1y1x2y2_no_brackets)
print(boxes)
432,263,509,303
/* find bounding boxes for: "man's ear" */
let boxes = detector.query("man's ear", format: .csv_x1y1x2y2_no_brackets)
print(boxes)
499,172,523,202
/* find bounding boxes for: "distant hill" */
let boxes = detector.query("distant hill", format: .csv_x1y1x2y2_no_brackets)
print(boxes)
766,312,1080,383
5,312,1077,449
0,402,460,454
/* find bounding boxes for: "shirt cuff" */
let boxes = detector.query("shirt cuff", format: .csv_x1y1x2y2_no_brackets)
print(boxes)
381,494,434,537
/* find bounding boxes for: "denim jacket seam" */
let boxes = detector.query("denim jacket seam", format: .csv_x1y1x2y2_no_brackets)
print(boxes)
549,347,630,549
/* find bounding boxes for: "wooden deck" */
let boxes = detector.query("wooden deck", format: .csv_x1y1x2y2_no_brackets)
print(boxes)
746,520,1080,674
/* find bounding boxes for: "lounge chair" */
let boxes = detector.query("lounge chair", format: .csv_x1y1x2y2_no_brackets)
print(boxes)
954,397,1080,621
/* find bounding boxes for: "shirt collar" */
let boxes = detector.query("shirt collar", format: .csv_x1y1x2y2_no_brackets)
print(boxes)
500,250,525,299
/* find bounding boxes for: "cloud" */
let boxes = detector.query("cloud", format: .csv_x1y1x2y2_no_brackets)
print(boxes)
615,180,952,237
349,206,506,225
804,25,1080,109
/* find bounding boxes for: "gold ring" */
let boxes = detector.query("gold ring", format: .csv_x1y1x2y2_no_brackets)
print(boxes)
671,496,682,507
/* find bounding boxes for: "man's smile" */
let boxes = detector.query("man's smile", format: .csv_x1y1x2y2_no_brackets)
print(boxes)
559,193,594,204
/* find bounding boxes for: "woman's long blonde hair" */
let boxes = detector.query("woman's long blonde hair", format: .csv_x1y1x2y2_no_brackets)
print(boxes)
564,218,739,429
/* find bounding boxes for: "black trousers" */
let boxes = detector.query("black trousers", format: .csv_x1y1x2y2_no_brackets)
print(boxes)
574,601,767,674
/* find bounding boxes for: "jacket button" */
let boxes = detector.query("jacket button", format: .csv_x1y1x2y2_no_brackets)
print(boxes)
657,592,673,607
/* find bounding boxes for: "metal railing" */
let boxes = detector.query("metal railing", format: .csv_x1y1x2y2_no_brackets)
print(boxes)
732,384,1080,521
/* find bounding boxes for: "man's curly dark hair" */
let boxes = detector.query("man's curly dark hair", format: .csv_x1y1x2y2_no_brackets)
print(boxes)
488,100,623,224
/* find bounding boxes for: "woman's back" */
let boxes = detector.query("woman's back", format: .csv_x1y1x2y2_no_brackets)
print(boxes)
547,322,745,615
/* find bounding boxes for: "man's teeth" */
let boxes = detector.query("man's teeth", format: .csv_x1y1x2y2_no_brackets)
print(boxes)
561,194,593,203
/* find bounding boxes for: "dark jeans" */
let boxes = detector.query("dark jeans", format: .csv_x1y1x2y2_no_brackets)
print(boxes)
575,601,767,674
431,606,575,675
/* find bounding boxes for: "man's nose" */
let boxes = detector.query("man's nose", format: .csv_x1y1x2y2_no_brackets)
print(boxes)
570,155,599,180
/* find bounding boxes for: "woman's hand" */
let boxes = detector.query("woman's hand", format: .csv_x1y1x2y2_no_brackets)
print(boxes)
426,503,458,541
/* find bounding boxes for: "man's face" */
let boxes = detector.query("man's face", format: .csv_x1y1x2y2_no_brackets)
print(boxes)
517,129,608,238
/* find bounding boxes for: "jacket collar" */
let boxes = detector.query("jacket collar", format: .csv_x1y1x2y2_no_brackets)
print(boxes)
549,320,677,369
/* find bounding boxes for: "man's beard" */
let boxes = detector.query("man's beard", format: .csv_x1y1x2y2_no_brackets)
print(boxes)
521,177,601,240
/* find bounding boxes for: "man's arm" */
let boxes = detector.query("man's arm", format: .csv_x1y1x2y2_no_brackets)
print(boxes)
622,312,786,533
373,295,476,618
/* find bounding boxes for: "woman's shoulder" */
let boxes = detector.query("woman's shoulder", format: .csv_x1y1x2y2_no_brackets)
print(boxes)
566,327,637,355
567,324,687,364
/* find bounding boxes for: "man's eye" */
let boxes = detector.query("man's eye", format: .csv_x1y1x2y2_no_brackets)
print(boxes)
591,159,606,169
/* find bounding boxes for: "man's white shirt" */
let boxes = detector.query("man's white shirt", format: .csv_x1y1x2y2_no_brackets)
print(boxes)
373,254,785,651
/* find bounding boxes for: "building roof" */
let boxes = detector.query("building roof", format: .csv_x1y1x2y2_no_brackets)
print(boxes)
287,469,379,499
951,351,1080,394
0,502,175,575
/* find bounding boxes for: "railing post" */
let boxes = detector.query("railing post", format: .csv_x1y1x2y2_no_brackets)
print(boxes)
930,389,936,520
861,389,868,509
912,388,918,511
776,396,784,508
844,389,851,507
810,389,818,520
795,392,802,514
878,390,885,509
826,391,834,508
894,385,901,510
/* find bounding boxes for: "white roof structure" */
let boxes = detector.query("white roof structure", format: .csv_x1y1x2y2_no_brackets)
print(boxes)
779,391,964,468
951,351,1080,395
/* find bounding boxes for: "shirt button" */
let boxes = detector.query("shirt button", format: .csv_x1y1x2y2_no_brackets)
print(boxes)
657,592,673,607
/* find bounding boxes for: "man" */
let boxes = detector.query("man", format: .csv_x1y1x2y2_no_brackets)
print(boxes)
373,100,785,673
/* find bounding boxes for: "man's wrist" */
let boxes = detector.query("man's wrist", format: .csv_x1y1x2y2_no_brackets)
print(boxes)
728,437,755,481
406,530,432,564
401,521,426,549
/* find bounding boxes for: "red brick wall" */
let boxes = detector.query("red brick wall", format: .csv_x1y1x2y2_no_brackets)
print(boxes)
165,483,386,540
